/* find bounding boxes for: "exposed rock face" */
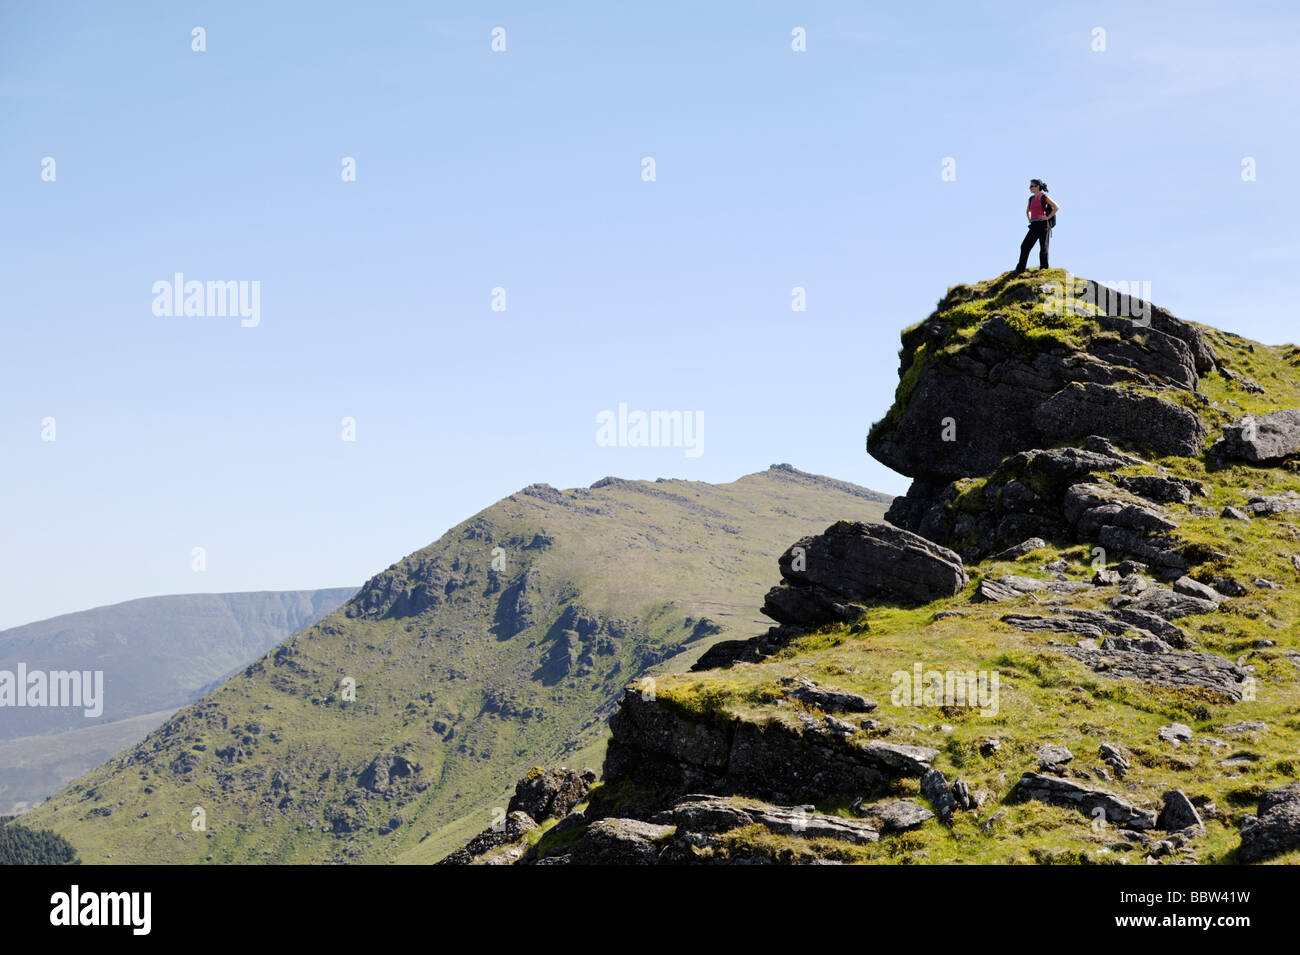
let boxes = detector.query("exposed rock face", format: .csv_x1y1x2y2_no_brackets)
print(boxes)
1046,638,1248,700
886,443,1191,572
867,278,1215,485
1037,383,1207,460
571,818,674,865
868,275,1220,574
507,767,597,823
437,810,537,865
1212,409,1300,464
651,794,879,844
763,521,969,624
1239,782,1300,862
603,690,935,803
1013,772,1158,828
697,521,967,669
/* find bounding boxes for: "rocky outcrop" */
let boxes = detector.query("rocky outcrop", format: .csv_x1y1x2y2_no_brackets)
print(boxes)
867,276,1215,485
1013,772,1158,828
1238,782,1300,862
762,521,969,623
1212,409,1300,464
437,810,537,865
603,690,936,803
570,818,675,865
886,442,1192,572
651,794,880,844
1046,637,1248,700
507,767,597,823
696,521,967,669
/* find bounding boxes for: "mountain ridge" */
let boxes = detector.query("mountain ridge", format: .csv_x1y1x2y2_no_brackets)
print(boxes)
21,464,892,863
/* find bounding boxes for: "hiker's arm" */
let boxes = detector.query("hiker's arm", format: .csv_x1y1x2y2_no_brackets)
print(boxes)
1045,196,1060,214
1026,198,1032,220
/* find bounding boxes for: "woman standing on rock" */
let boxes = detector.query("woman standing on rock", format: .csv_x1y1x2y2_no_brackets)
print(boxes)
1013,179,1059,273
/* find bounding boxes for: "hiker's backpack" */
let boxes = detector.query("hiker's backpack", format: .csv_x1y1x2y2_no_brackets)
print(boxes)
1037,192,1057,229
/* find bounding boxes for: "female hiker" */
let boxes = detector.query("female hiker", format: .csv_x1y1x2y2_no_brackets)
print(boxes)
1013,179,1059,273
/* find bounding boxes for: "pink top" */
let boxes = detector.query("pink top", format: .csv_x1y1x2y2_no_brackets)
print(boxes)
1029,193,1050,220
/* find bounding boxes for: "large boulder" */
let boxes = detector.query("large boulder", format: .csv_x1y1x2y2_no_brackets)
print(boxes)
761,521,968,629
508,767,597,823
1212,409,1300,464
1239,782,1300,862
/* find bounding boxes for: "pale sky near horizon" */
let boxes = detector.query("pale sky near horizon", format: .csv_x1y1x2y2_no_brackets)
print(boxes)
3,1,1298,629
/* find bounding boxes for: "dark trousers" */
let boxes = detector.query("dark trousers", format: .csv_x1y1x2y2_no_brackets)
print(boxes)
1016,220,1050,270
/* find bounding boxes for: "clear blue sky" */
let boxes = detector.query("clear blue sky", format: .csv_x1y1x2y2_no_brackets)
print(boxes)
2,1,1297,629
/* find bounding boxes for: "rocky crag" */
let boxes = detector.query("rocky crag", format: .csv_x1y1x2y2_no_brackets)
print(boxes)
447,271,1300,865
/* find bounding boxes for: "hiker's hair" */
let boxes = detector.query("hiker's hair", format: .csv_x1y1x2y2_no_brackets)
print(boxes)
1030,178,1048,192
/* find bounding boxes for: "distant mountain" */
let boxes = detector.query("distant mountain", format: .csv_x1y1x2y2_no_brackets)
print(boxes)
0,589,357,813
24,466,891,863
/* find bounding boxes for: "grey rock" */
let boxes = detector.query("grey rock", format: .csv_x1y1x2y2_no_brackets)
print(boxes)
1002,613,1106,638
1158,790,1204,833
1212,576,1250,597
858,799,934,833
1247,493,1300,516
990,537,1048,560
508,766,597,823
1013,772,1158,828
1159,723,1194,744
1048,643,1248,700
571,818,674,865
1038,744,1074,770
1221,506,1252,521
921,769,959,823
1038,383,1207,460
1212,409,1300,464
438,810,537,865
1115,475,1193,505
1173,576,1222,603
867,283,1213,484
781,676,878,714
1220,721,1267,736
1239,782,1300,863
1116,586,1220,620
1119,574,1151,595
762,521,968,629
656,794,880,844
1100,743,1130,778
952,777,978,810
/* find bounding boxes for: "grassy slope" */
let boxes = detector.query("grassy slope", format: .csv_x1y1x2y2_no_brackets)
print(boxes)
639,278,1300,864
24,467,889,864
